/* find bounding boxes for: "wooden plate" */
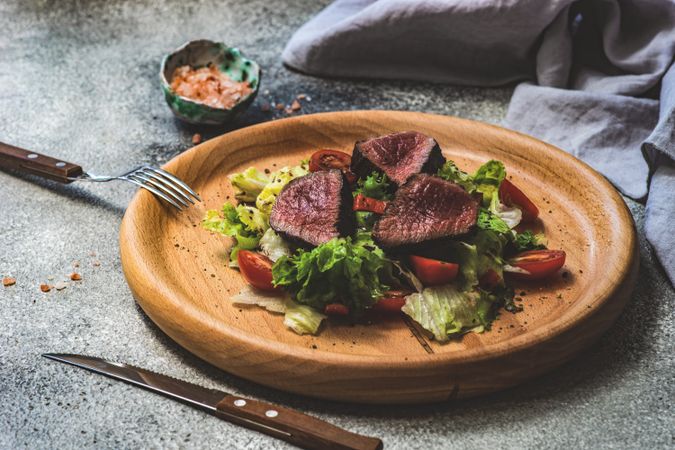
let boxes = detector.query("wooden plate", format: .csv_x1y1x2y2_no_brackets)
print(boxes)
120,111,638,404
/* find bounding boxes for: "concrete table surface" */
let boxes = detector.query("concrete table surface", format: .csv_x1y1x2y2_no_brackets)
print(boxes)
0,1,672,449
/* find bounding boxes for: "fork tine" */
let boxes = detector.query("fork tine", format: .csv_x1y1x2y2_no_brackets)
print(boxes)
144,166,201,202
129,173,190,207
124,177,183,210
138,168,195,205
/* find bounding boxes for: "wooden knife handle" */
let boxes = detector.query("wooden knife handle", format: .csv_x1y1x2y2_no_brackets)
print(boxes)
216,394,383,450
0,141,83,183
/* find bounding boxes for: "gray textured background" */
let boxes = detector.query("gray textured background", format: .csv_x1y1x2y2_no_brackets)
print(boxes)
0,1,673,449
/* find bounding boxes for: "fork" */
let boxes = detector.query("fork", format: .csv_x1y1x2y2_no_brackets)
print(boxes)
0,141,200,210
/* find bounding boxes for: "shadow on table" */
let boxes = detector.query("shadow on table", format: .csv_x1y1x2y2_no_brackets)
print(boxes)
2,170,127,217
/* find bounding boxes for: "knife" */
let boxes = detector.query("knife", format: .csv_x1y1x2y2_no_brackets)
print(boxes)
43,354,383,450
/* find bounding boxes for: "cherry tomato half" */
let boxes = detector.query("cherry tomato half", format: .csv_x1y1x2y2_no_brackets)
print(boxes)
409,255,459,286
324,303,350,316
353,193,388,214
372,297,406,313
372,289,412,313
499,179,539,223
508,249,566,280
308,149,357,183
237,250,278,292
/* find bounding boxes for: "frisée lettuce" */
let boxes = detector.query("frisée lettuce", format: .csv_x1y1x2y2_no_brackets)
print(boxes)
202,203,262,267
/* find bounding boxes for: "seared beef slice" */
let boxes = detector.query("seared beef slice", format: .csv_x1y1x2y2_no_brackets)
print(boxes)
270,170,355,247
351,131,446,185
373,174,478,250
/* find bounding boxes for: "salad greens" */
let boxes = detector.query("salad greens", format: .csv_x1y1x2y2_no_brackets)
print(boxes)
437,161,476,192
472,160,506,206
204,162,307,265
205,153,548,342
354,171,392,200
259,228,292,262
401,285,494,341
256,163,309,216
202,203,262,266
229,167,269,202
272,236,392,315
513,230,547,252
231,286,326,334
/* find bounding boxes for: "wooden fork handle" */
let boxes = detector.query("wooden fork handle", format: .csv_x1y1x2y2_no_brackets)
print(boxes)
216,394,383,450
0,141,83,183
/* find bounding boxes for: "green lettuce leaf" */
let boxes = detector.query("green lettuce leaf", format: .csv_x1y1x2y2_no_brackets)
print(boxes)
355,211,377,230
354,171,392,200
284,304,327,335
236,204,269,234
202,203,262,267
272,236,392,314
228,167,270,202
231,286,325,335
437,161,476,192
402,285,494,341
476,208,511,235
445,229,508,291
473,160,506,206
256,164,309,216
513,231,547,252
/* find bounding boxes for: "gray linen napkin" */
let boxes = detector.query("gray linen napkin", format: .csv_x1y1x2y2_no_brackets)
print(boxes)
282,0,675,284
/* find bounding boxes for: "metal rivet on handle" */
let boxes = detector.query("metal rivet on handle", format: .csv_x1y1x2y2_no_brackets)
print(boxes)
265,410,278,418
55,162,66,167
27,153,38,159
233,399,246,407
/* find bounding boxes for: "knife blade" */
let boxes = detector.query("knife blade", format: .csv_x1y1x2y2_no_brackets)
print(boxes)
43,354,383,450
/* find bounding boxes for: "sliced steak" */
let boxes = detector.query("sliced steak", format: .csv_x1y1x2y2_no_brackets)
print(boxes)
373,174,479,250
351,131,446,186
270,170,355,247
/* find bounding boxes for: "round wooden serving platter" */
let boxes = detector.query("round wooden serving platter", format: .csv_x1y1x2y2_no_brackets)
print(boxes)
120,111,638,404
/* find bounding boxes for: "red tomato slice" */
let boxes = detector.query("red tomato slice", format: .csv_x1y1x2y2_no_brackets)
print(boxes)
324,303,350,316
308,149,357,183
372,297,406,313
237,250,278,292
409,255,459,286
508,250,566,280
499,179,539,223
353,193,388,214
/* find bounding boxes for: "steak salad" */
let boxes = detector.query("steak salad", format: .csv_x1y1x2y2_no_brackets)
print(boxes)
202,131,566,342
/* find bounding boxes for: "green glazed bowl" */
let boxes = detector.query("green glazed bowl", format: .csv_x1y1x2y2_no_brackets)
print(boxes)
160,40,261,125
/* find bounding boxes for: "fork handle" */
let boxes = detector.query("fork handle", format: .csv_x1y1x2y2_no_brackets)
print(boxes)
0,141,83,183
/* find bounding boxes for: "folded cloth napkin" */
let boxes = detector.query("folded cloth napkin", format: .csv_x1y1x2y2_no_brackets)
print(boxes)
283,0,675,285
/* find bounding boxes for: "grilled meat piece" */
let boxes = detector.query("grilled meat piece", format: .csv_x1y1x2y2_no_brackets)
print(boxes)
351,131,446,186
270,170,355,247
373,174,478,250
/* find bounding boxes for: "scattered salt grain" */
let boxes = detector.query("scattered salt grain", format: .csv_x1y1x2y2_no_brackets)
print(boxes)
54,281,68,291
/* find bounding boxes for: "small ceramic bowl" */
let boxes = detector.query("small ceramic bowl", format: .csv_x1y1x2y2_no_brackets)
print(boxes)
160,40,261,125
